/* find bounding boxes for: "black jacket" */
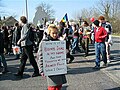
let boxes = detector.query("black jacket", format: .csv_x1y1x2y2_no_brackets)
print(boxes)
12,26,21,45
0,32,4,54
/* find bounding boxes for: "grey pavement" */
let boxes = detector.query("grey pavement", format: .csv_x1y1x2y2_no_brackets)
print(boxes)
0,36,120,90
85,36,120,85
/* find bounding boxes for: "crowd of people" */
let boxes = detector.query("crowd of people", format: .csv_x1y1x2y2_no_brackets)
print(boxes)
0,15,113,90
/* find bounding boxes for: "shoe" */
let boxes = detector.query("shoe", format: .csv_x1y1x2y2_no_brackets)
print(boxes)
69,57,74,63
2,70,9,74
32,73,40,77
107,60,111,63
0,66,3,68
102,63,108,67
14,73,23,78
84,54,87,57
93,66,100,70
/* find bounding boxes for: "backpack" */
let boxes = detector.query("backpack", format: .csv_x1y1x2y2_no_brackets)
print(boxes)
104,22,113,44
105,23,112,34
101,22,112,34
27,24,35,43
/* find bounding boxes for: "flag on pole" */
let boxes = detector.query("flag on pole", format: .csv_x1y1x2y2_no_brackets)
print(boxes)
60,13,68,22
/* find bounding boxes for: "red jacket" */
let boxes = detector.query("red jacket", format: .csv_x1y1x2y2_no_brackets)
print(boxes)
94,26,107,43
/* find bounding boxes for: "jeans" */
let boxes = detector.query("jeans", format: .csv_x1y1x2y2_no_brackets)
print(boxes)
71,38,81,54
95,42,107,67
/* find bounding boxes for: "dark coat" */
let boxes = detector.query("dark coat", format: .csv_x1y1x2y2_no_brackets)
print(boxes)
37,35,67,86
0,32,4,54
12,26,21,46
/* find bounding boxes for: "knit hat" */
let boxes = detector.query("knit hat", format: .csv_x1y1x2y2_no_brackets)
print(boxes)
93,20,99,26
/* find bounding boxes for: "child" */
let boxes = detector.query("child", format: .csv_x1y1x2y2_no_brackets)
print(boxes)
37,24,67,90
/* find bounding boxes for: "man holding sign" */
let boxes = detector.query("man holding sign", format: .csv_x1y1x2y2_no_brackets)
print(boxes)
37,24,67,90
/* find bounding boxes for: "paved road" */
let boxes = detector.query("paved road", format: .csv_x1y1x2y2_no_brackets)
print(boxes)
0,36,120,90
86,36,120,85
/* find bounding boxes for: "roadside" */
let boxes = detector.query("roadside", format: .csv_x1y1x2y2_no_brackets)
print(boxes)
85,36,120,85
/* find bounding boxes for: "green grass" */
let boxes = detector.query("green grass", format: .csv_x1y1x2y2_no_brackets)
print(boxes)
112,33,120,36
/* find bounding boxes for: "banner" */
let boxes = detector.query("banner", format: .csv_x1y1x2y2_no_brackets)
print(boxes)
42,41,67,76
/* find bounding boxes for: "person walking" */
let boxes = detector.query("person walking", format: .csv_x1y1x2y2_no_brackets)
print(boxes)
93,20,107,69
71,24,81,54
64,28,74,63
58,22,74,63
14,16,40,78
37,24,67,90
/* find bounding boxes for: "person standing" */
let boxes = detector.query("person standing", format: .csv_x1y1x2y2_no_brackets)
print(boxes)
81,21,91,57
0,29,9,74
14,16,40,78
1,26,9,54
37,25,67,90
98,16,112,63
62,28,74,63
7,26,14,54
35,26,44,52
93,20,107,69
12,22,21,59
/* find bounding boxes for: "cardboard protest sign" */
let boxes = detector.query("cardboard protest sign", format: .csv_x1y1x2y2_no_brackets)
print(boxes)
42,41,67,76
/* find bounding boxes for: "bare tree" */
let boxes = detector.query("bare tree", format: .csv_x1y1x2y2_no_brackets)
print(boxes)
95,0,111,20
72,11,80,21
95,0,120,33
96,0,120,20
110,0,120,18
71,0,120,33
36,2,55,18
81,8,91,19
73,7,100,23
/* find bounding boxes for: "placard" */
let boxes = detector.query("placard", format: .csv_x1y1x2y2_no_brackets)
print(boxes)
42,41,67,76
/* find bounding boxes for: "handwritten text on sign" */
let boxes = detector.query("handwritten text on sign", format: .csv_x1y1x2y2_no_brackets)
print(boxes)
42,41,67,76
